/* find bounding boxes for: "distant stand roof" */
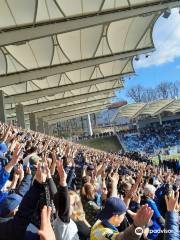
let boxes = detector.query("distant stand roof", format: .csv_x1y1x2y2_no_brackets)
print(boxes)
113,99,180,121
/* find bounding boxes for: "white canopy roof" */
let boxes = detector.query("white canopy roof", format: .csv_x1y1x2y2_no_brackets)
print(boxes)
113,102,146,119
113,99,180,121
8,91,115,121
0,0,179,122
160,99,180,114
137,99,174,117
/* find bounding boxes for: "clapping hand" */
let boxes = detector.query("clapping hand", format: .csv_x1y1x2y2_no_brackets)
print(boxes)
128,204,154,228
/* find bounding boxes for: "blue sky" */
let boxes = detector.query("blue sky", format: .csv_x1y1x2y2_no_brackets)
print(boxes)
116,8,180,103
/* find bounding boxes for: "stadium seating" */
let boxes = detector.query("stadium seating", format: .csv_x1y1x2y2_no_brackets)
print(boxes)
121,125,180,154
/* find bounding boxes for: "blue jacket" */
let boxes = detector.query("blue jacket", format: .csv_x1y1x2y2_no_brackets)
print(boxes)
164,211,179,240
0,168,10,191
155,184,166,200
0,173,32,214
143,198,162,240
0,180,44,240
0,168,10,203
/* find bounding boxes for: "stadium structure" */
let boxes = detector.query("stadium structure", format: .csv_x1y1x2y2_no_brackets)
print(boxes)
0,0,180,137
113,99,180,129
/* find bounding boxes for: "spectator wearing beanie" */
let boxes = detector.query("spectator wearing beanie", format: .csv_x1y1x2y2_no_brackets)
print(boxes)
0,172,32,222
91,197,153,240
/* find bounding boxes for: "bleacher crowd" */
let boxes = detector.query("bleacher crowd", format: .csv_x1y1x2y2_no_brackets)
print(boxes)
0,122,179,240
121,125,180,154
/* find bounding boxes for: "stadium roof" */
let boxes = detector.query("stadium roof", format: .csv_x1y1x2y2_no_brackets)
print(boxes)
0,1,180,123
6,81,120,116
113,102,146,119
159,99,180,114
136,99,174,117
113,99,180,121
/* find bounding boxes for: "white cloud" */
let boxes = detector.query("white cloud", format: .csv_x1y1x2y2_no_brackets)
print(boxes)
135,9,180,68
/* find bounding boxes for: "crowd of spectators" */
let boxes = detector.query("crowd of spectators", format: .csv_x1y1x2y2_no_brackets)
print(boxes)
121,125,180,155
0,121,179,240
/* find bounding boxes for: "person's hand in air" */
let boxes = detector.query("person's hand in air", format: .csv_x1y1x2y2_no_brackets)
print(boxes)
16,164,24,183
56,160,67,187
38,206,56,240
129,204,154,228
5,144,23,173
35,163,47,184
165,190,180,212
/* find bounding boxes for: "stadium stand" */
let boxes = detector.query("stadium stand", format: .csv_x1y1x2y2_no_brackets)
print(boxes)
121,125,180,154
0,120,179,240
113,100,180,155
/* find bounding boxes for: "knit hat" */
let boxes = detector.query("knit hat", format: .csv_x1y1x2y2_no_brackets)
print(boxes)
99,197,127,220
144,184,156,196
0,193,22,217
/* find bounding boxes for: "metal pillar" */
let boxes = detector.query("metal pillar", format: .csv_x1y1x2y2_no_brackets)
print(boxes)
0,90,6,123
29,113,37,131
16,104,25,128
87,114,93,136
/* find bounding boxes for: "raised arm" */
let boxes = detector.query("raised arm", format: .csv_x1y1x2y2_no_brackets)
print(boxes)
118,205,154,240
124,170,143,208
164,191,179,240
0,145,22,190
53,160,70,223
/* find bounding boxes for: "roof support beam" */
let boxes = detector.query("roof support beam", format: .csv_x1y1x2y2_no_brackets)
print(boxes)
45,103,109,122
6,88,118,115
4,74,124,104
7,92,115,118
36,97,112,118
0,47,152,86
21,107,107,124
48,107,107,124
0,1,179,46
